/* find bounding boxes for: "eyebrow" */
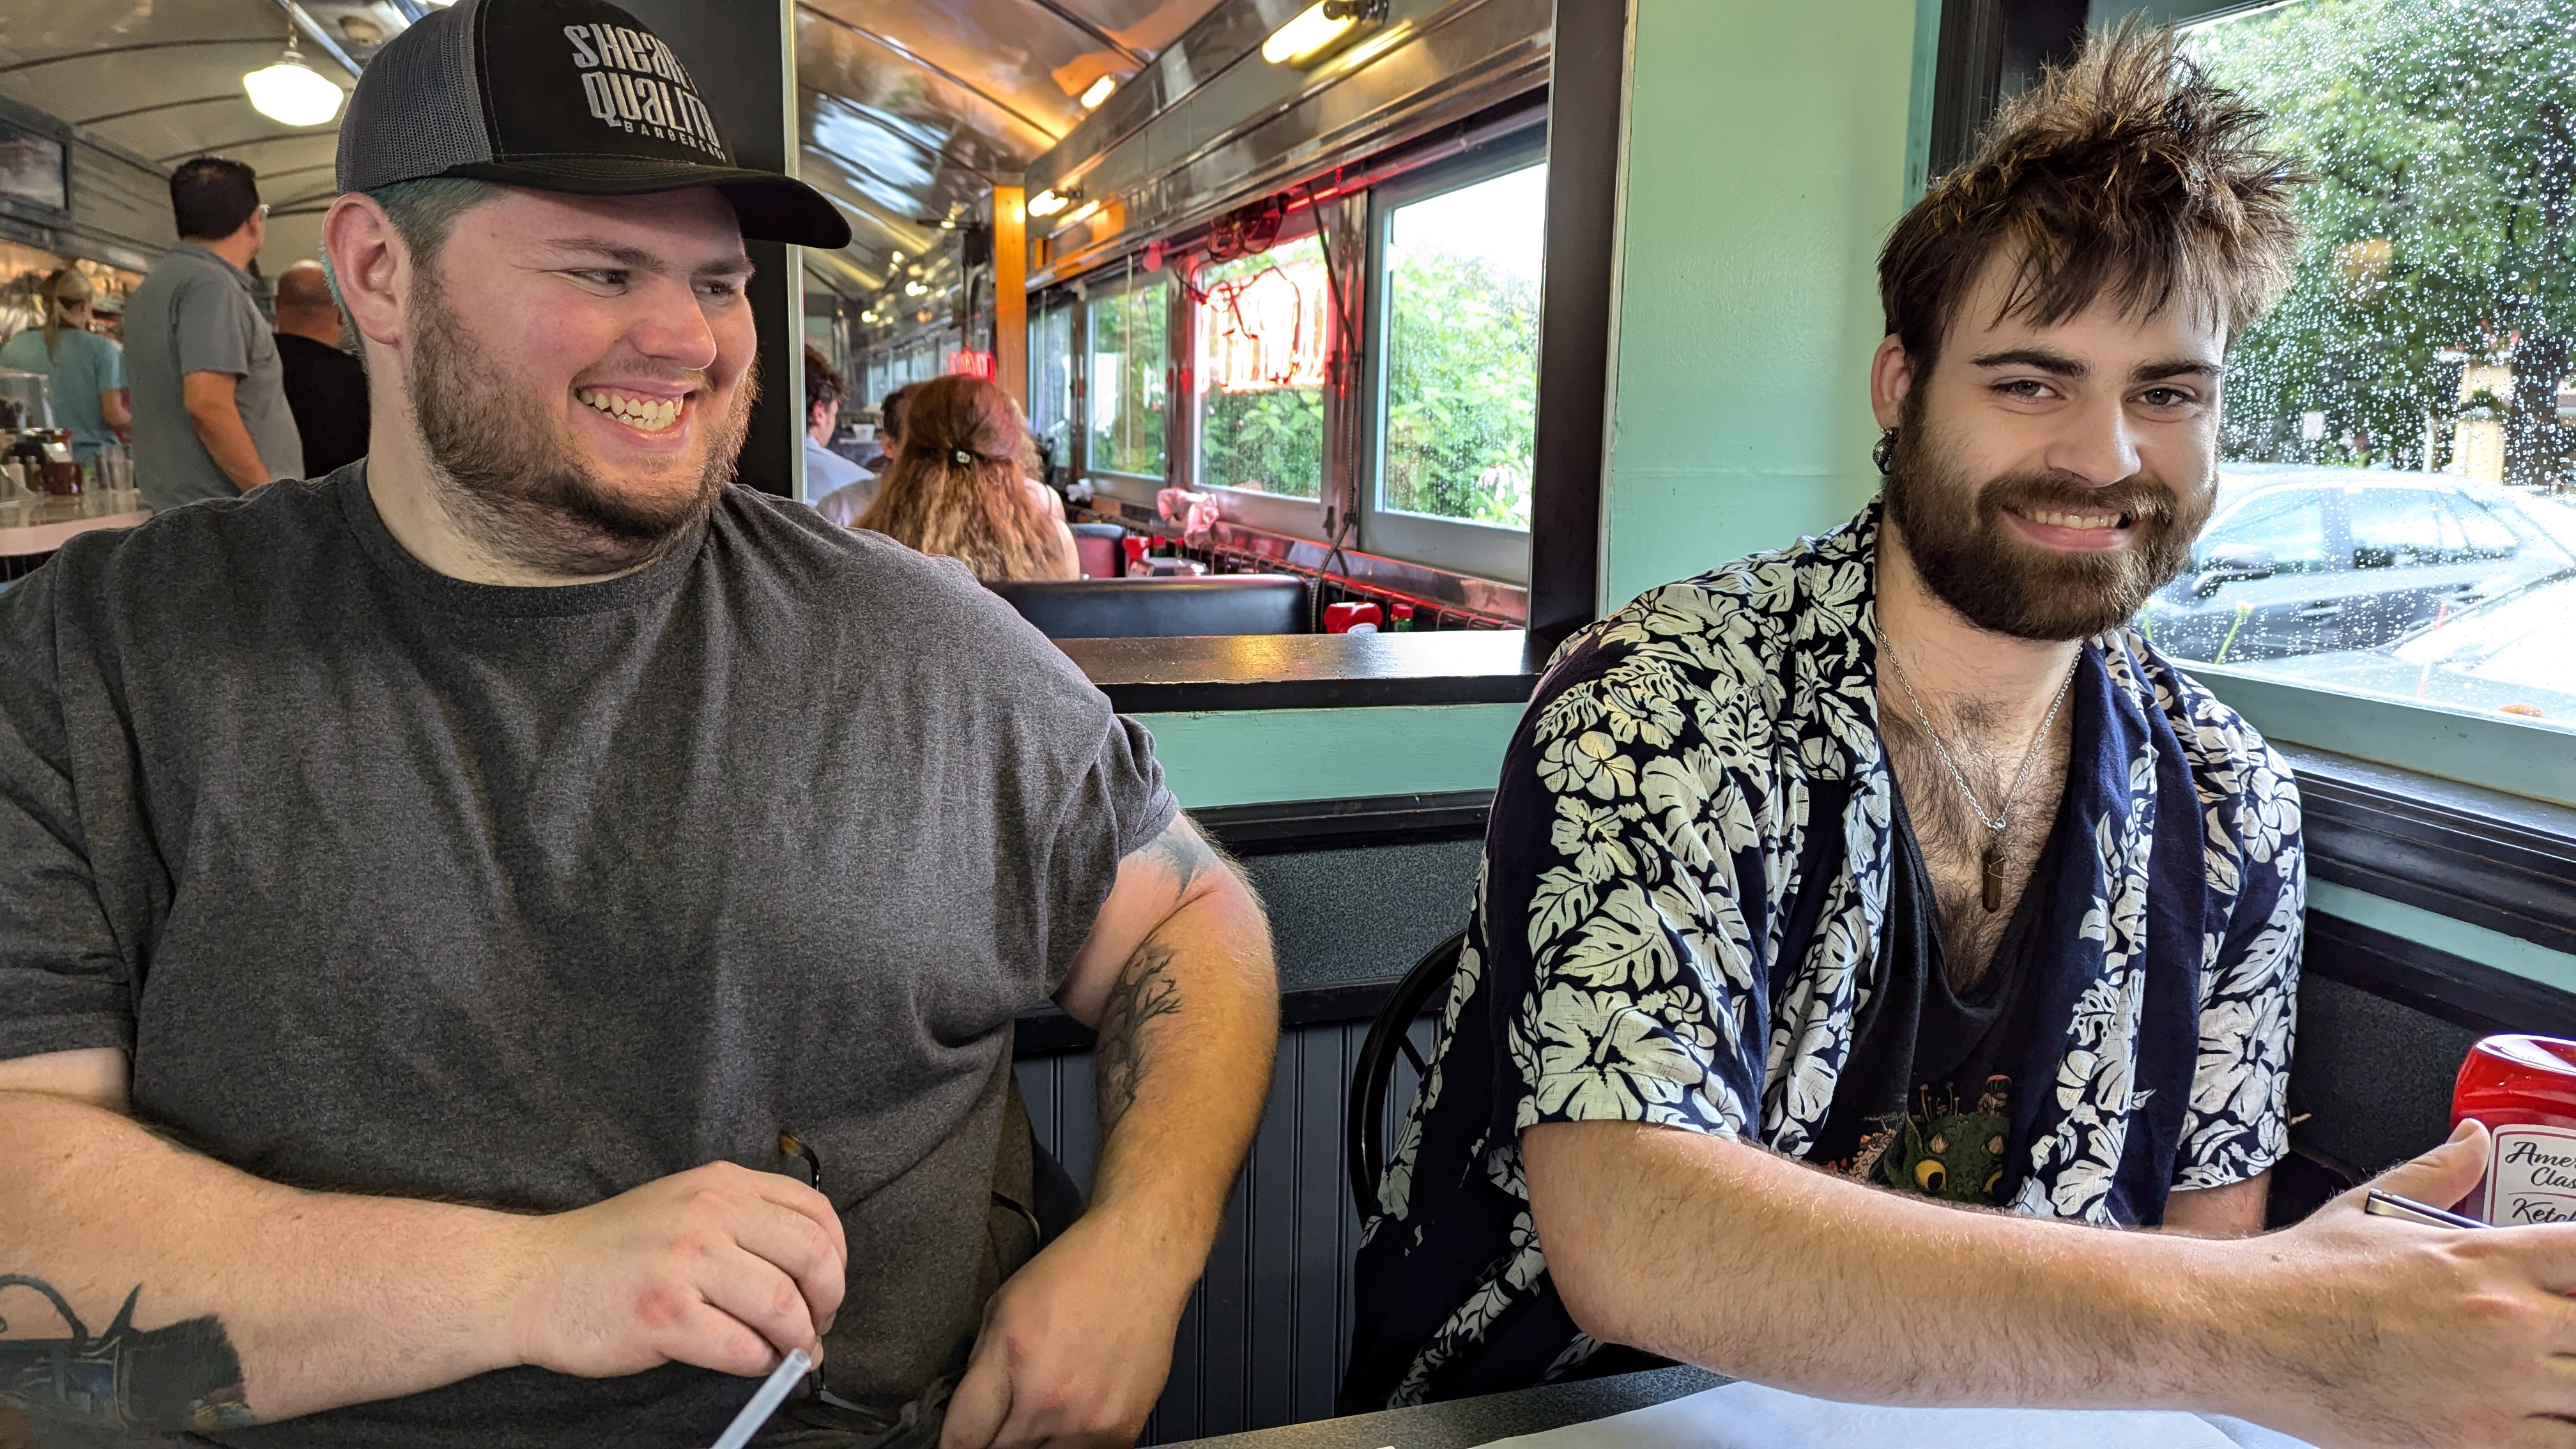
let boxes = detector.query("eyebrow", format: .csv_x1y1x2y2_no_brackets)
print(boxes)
1966,348,2223,383
540,235,756,280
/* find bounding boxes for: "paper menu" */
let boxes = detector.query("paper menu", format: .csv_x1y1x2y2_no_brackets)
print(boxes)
1470,1381,2310,1449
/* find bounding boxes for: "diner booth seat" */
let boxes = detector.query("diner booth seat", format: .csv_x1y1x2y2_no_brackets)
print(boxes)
1070,522,1124,579
992,574,1310,638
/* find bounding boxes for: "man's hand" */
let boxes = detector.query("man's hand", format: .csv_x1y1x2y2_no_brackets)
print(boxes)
496,1161,847,1381
2223,1122,2576,1448
938,1212,1196,1449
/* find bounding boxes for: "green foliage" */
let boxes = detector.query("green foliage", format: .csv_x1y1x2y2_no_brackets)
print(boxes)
2192,0,2576,480
1201,385,1324,498
1087,282,1170,476
1383,250,1540,527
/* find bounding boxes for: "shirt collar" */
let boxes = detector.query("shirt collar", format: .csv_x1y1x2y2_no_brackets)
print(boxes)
170,241,256,291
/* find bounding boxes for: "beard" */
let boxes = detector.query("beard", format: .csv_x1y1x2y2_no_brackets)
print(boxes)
1881,394,2213,641
406,275,754,577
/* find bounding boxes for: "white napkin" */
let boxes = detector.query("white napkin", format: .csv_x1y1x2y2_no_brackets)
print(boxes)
1473,1381,2310,1449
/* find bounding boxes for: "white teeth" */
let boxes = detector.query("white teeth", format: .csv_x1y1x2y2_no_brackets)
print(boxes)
2030,508,2120,530
577,389,683,433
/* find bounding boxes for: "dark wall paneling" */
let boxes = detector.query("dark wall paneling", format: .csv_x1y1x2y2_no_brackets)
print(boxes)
1018,1020,1430,1444
2289,747,2576,959
2288,970,2480,1179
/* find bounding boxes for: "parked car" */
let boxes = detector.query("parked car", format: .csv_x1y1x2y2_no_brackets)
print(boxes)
2138,466,2576,663
2256,569,2576,728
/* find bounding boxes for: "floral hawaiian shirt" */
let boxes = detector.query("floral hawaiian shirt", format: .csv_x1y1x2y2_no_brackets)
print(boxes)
1341,503,2305,1411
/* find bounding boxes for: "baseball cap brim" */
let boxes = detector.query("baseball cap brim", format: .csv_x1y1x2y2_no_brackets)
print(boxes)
445,155,852,249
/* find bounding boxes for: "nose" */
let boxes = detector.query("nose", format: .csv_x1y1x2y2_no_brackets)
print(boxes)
625,274,719,373
2048,388,2142,486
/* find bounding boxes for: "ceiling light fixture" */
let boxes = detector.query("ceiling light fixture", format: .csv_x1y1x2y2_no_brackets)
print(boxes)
904,280,927,296
860,310,878,323
890,249,904,263
243,36,346,126
1027,187,1080,219
1261,0,1387,67
1079,75,1117,109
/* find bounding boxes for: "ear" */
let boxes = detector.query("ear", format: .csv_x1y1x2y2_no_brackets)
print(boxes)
1869,334,1915,431
325,193,411,356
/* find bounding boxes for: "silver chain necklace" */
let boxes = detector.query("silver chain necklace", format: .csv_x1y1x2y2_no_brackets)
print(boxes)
1882,641,2079,913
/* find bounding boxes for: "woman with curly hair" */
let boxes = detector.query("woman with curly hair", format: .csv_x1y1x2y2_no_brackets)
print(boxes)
857,374,1078,583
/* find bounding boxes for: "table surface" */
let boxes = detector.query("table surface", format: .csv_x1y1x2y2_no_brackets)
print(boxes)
1160,1368,1728,1449
0,503,148,556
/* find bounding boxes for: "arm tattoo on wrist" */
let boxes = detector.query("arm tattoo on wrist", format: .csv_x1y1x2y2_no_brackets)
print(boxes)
1143,822,1220,896
1095,941,1185,1130
0,1276,257,1430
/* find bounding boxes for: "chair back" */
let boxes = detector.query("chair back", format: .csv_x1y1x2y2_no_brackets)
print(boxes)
1070,523,1124,579
1347,930,1469,1222
991,574,1310,638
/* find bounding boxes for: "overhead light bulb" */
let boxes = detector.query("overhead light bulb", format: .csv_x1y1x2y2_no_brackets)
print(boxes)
1079,75,1117,109
860,310,877,323
243,40,344,126
1262,2,1354,65
905,280,927,296
1027,188,1078,219
1059,199,1101,227
940,217,956,230
890,249,903,263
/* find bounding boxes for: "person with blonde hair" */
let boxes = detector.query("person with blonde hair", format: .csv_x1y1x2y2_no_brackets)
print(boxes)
859,373,1077,583
0,266,129,462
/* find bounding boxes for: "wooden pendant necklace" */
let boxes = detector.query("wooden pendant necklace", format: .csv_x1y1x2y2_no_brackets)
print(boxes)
1883,643,2080,912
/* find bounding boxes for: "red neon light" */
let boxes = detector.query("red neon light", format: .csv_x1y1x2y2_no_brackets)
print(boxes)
1199,257,1330,394
947,349,995,379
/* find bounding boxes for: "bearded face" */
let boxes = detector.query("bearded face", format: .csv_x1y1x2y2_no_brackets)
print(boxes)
406,265,754,578
1881,376,2218,643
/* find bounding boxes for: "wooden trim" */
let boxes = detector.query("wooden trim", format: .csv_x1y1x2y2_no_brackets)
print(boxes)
995,185,1028,409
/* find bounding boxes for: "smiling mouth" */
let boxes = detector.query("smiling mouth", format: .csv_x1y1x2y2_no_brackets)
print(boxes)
2013,506,2131,532
577,388,686,434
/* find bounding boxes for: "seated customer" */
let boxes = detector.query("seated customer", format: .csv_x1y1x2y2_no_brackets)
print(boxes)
1346,29,2576,1446
803,344,871,518
0,2,1276,1443
859,374,1079,583
817,380,906,527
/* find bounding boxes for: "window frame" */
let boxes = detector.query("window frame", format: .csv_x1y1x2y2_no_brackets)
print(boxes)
1077,259,1179,508
1180,209,1335,539
1355,128,1549,586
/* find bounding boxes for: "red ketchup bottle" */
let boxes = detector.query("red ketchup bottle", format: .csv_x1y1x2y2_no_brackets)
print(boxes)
2451,1034,2576,1224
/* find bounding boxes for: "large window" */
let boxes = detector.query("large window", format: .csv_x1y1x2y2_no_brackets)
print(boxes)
1376,162,1545,530
1029,296,1075,474
1192,233,1328,499
1086,275,1170,480
2177,1,2576,738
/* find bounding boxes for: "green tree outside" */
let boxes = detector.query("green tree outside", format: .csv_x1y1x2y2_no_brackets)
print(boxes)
2191,0,2576,485
1381,249,1539,527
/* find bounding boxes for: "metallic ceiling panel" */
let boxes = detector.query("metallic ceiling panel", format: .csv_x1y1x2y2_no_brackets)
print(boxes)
1029,0,1288,193
0,0,286,63
1031,0,1550,281
796,0,1126,139
1053,0,1236,57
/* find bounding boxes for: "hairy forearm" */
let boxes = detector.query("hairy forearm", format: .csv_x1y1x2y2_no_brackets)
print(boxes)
1529,1123,2267,1413
1086,878,1276,1278
0,1091,523,1429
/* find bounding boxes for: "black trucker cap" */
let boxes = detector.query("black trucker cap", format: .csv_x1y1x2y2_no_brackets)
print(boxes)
335,0,850,249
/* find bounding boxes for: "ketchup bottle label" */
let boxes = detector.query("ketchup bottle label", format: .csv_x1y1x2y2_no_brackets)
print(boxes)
2484,1124,2576,1225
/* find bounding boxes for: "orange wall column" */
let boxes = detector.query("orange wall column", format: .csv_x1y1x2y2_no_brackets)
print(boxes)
993,185,1028,408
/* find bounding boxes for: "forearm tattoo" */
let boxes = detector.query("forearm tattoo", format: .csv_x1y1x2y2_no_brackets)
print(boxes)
1144,821,1220,895
1095,941,1185,1130
0,1277,256,1430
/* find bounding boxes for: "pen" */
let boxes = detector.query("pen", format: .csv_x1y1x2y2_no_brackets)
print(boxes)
710,1347,811,1449
2363,1188,2488,1230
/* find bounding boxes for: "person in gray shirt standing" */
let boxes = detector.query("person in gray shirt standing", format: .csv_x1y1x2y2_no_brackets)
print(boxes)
123,156,304,510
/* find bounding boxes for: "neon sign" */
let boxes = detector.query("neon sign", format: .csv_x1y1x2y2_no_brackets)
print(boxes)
1199,257,1329,394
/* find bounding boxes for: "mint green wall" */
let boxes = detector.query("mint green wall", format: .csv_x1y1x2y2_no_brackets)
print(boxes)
1597,0,1928,611
1137,705,1524,809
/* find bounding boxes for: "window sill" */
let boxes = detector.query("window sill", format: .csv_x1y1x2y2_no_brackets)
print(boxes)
1061,628,1541,712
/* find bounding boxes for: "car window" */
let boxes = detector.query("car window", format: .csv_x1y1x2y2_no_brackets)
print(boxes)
2205,489,2332,573
2347,488,2461,567
2450,496,2522,559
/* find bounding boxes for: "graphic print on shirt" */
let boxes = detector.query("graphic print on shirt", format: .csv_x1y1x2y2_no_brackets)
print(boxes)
1850,1077,2014,1204
562,22,726,157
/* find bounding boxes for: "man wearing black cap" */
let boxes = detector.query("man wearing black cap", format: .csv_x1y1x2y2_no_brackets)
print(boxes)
0,2,1276,1446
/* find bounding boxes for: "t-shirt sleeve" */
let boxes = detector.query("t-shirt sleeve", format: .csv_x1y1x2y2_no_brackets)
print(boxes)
2173,740,2304,1192
1490,656,1772,1143
174,277,256,378
0,562,135,1061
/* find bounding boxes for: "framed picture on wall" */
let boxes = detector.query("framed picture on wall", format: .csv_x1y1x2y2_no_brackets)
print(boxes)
0,119,68,220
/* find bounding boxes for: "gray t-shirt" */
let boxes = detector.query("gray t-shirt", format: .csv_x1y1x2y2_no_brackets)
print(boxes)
0,469,1174,1445
122,243,305,509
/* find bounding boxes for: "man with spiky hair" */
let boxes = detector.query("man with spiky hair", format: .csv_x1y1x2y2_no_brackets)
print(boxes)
1346,27,2576,1444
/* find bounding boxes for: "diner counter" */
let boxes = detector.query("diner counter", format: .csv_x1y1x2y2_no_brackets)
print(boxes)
1163,1367,1727,1449
0,505,149,557
1061,629,1540,713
